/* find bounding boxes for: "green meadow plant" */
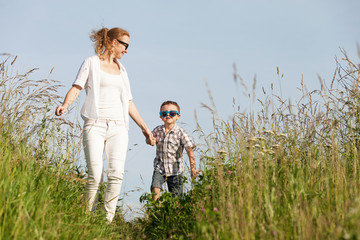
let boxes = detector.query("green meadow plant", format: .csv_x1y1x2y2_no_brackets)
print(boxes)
190,49,360,239
0,55,133,239
138,178,198,239
1,47,360,239
113,49,360,240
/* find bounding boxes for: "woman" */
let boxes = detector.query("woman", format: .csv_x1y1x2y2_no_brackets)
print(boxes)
55,27,155,223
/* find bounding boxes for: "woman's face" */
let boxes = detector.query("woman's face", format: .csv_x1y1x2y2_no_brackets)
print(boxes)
113,35,129,59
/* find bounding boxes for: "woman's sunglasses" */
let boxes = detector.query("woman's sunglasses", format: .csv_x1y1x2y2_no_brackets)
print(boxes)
159,111,179,118
116,39,129,50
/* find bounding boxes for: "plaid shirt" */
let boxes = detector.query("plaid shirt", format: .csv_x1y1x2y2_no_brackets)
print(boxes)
152,124,196,176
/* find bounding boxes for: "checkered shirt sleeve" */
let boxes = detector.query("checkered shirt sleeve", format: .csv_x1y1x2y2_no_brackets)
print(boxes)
152,125,196,176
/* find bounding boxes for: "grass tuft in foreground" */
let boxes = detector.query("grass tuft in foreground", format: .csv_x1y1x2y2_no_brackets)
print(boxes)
0,55,135,239
138,49,360,240
1,49,360,239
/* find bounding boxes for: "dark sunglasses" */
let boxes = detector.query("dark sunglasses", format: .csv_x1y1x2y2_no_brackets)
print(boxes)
116,39,129,50
159,111,179,118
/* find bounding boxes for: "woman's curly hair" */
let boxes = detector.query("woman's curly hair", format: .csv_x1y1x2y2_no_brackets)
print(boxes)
90,27,130,59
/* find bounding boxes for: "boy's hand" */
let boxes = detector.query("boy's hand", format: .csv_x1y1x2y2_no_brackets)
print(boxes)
150,136,156,145
187,148,199,178
145,133,156,146
146,137,156,146
191,169,201,178
143,128,155,145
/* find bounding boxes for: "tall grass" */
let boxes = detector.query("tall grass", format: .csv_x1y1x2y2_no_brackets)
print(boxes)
1,48,360,239
138,49,360,240
0,55,135,239
189,49,360,239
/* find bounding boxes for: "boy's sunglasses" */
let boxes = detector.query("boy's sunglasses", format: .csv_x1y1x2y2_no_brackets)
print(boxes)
159,111,179,118
116,39,129,50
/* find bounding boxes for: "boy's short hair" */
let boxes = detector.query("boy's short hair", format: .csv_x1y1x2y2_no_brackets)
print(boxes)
160,100,180,113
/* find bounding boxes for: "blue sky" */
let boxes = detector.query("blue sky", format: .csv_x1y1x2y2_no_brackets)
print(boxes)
1,0,360,218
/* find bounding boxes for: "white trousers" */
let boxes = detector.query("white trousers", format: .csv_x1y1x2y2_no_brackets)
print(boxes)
82,119,128,222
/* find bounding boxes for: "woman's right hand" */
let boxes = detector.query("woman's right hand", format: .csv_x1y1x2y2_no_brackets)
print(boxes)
55,105,67,116
55,85,81,116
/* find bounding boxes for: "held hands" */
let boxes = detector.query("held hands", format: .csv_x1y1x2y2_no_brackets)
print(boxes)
149,136,156,146
146,135,156,146
143,128,156,146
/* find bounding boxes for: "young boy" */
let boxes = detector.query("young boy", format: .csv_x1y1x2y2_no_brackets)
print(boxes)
147,101,200,201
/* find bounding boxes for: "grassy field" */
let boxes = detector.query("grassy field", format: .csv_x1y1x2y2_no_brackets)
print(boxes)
1,50,360,239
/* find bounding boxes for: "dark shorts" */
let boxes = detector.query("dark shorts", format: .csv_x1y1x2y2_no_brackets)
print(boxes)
151,169,183,197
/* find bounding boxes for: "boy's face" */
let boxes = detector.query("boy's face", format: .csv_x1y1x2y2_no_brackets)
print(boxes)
160,104,180,125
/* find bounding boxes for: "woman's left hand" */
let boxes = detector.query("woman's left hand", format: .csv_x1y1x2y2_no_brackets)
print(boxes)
128,101,156,145
143,129,156,146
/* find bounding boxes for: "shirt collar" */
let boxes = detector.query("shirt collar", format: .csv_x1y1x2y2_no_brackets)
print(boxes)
162,124,179,133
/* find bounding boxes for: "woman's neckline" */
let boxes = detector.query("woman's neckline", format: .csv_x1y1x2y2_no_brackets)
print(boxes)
100,69,121,76
98,56,122,76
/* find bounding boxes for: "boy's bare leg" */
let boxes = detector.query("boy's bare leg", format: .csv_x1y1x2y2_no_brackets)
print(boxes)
151,187,161,201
